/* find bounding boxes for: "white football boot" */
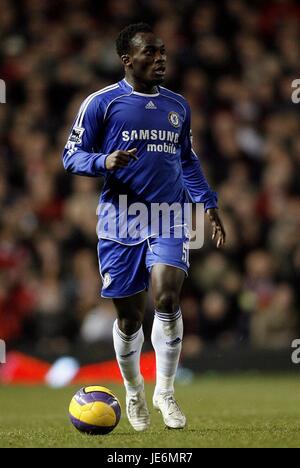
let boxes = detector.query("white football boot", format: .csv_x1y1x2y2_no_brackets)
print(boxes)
126,389,150,432
153,394,186,429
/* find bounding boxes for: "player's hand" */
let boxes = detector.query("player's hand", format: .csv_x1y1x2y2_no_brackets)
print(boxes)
206,208,226,248
105,148,138,171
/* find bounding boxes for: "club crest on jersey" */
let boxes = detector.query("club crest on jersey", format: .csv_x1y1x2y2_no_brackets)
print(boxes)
102,272,112,289
69,127,84,144
168,111,180,128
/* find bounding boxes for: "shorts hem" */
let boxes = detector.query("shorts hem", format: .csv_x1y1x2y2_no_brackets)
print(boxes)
148,262,188,277
100,287,147,299
98,237,151,246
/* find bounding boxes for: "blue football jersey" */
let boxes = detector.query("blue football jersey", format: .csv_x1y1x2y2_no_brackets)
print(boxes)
62,78,218,244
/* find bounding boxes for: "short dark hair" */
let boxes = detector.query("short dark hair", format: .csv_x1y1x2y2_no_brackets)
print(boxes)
116,23,153,57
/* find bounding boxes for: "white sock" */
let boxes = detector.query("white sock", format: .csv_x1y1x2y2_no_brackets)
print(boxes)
151,308,183,399
113,320,144,396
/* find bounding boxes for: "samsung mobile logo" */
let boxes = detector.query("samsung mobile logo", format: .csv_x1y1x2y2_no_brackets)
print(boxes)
122,129,179,143
0,339,6,363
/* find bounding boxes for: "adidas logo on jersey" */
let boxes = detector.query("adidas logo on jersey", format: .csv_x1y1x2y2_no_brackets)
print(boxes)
145,101,157,109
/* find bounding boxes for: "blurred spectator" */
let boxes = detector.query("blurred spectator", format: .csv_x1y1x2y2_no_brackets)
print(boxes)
250,283,298,348
80,299,116,344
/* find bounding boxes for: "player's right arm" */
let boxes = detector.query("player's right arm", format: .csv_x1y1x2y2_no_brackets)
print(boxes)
62,95,137,176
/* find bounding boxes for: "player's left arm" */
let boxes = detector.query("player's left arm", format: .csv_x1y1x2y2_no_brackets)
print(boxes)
180,103,226,248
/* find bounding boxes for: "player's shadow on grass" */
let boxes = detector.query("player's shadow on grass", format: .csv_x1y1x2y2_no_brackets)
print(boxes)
108,428,201,436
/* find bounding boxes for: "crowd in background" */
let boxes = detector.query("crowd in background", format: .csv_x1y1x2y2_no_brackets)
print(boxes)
1,0,300,360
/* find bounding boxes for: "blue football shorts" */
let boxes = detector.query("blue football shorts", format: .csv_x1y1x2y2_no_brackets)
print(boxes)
98,234,190,298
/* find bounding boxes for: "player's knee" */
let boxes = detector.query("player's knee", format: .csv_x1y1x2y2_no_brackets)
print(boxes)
154,290,179,314
118,317,141,336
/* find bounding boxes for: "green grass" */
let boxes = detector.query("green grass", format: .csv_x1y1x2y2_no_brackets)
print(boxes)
1,374,300,448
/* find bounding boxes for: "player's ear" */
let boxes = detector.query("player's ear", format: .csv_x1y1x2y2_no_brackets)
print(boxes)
121,54,132,68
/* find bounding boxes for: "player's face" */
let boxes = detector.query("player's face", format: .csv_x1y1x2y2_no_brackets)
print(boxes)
128,32,167,86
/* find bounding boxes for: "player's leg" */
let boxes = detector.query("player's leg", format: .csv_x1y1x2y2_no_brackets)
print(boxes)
146,234,189,428
151,264,186,428
112,292,150,431
151,264,185,397
112,291,147,396
98,238,150,431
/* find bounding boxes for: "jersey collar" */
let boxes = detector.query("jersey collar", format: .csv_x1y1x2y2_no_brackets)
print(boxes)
121,78,160,97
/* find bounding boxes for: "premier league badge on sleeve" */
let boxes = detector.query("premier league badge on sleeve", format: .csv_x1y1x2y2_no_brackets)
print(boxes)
168,111,180,128
69,127,85,144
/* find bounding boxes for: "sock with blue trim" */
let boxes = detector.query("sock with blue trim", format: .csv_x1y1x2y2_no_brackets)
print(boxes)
113,320,144,396
151,308,183,399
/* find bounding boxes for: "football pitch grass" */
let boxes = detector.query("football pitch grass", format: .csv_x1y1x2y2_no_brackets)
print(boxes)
1,373,300,448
